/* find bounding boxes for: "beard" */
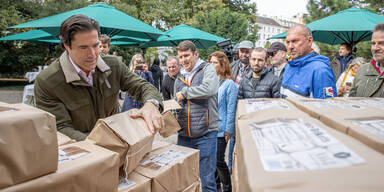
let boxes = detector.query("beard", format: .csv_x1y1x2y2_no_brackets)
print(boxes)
240,58,249,65
252,66,263,74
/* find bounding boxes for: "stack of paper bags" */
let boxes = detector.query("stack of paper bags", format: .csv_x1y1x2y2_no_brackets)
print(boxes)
0,102,58,189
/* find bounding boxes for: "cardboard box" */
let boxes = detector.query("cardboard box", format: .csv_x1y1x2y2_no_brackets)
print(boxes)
57,131,75,146
135,144,200,192
288,98,384,154
161,100,182,138
87,109,154,176
335,97,384,111
0,102,58,189
118,172,151,192
2,141,120,192
236,98,301,120
235,111,384,192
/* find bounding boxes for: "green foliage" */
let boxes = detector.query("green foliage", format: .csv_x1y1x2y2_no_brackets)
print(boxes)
264,41,271,49
191,7,258,59
0,0,259,76
305,0,379,60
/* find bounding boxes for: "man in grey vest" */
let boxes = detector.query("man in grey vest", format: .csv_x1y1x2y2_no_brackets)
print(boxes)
175,40,219,192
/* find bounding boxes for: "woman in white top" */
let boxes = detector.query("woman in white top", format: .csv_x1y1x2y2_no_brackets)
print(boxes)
336,57,365,97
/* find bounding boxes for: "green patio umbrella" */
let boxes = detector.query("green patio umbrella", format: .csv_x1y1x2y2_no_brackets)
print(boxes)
0,29,55,41
9,3,163,40
140,24,226,49
0,29,149,46
268,8,384,46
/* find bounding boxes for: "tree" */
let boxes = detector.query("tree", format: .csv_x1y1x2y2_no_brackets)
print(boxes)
191,8,258,59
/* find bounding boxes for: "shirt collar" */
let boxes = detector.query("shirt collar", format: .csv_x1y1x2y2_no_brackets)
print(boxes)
68,56,95,75
181,58,204,76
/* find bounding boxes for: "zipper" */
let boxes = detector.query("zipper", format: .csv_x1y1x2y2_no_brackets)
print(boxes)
187,100,191,137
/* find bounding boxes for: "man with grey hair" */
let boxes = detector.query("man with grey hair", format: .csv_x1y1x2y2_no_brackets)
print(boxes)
350,22,384,97
267,41,288,80
281,24,336,99
238,47,281,99
162,56,180,100
230,40,254,85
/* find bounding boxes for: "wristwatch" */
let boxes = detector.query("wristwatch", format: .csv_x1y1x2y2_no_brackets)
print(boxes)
146,99,160,110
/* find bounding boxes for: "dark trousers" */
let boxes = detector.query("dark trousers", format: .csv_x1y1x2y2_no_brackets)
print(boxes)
215,137,232,192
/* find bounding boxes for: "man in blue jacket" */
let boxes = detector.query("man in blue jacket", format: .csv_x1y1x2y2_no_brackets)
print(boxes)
281,24,336,99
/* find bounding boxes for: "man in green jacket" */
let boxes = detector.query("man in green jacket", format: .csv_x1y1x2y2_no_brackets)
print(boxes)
350,23,384,97
34,15,163,141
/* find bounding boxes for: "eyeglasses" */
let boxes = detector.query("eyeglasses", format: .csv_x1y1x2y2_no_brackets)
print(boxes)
269,51,277,57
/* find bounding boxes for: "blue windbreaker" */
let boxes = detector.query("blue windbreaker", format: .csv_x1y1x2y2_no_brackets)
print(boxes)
281,52,336,99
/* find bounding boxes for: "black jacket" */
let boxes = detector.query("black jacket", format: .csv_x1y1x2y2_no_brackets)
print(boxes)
238,67,281,99
149,64,163,91
162,74,176,100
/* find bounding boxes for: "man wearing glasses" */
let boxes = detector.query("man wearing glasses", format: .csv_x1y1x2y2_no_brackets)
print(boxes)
267,42,288,80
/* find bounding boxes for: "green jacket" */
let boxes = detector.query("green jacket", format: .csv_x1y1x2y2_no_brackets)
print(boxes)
35,52,163,141
349,61,384,97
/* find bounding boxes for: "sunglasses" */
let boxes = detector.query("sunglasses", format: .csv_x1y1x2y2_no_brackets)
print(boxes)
269,51,278,57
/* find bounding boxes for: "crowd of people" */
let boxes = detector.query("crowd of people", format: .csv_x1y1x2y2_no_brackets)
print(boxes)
33,14,384,192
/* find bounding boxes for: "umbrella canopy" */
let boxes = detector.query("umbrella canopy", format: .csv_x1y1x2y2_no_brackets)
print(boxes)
268,8,384,46
9,3,163,40
140,24,226,49
0,29,149,46
0,29,55,41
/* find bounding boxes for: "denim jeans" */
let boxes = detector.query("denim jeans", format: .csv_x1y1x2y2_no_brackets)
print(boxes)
228,136,235,169
178,131,218,192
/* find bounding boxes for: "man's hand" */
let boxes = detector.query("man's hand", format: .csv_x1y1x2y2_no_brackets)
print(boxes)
176,92,185,102
130,102,164,134
225,135,232,143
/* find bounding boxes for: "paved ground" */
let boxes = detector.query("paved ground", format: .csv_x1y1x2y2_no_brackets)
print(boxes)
0,90,23,104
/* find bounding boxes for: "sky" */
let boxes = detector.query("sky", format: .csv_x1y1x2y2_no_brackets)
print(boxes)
252,0,309,19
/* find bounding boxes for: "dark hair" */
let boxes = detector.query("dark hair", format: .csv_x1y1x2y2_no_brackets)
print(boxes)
153,57,160,66
100,34,111,46
373,22,384,33
176,40,196,52
340,43,352,51
208,51,234,80
252,47,267,60
59,14,100,49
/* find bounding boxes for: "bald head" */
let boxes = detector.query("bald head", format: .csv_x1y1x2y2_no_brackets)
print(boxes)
288,24,312,37
286,24,313,59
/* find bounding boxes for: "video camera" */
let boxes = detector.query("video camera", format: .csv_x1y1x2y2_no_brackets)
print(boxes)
216,38,235,63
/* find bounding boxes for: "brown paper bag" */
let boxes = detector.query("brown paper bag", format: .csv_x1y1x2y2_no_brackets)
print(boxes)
87,109,154,176
135,144,199,192
118,172,151,192
57,131,75,146
160,100,182,137
182,179,201,192
2,141,120,192
0,102,58,189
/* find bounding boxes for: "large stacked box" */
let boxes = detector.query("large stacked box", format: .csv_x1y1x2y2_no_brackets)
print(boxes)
2,141,120,192
87,109,154,176
0,102,58,189
234,99,384,191
288,98,384,154
135,143,201,192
